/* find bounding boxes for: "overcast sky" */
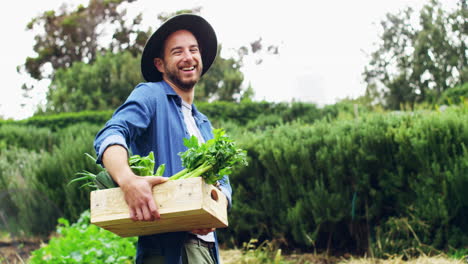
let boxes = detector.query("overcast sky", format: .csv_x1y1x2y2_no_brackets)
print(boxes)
0,0,458,120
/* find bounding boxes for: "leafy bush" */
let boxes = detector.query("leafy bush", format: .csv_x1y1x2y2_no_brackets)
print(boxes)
438,83,468,105
219,105,468,256
0,111,113,131
1,102,467,258
29,210,137,263
0,125,54,152
0,101,326,131
32,124,102,222
0,123,102,236
239,239,292,264
0,147,57,237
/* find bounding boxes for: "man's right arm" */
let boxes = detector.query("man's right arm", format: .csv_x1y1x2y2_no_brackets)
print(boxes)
102,145,167,221
94,84,166,221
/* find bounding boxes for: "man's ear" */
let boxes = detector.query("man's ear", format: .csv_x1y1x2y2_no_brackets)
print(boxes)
154,58,165,73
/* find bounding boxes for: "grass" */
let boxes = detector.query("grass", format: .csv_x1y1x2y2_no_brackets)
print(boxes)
340,255,466,264
220,250,467,264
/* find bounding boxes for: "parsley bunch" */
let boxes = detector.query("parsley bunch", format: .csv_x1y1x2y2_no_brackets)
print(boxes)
71,129,246,189
169,128,248,184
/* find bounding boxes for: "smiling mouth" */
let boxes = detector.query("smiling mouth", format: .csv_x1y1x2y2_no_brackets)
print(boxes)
181,66,195,71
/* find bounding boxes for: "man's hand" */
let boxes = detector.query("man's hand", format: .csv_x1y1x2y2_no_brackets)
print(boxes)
120,174,168,221
190,228,215,235
102,145,168,222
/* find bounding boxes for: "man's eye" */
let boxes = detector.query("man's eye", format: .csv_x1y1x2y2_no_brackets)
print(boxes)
190,48,199,53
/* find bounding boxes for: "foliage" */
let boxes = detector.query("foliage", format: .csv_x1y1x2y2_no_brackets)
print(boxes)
29,210,137,263
39,45,250,113
196,45,246,102
0,110,113,131
238,239,292,264
1,101,334,130
0,123,102,236
0,124,54,152
364,0,467,109
170,129,248,184
447,247,468,260
41,51,142,113
219,104,468,257
0,147,55,237
1,101,468,257
438,82,468,105
24,4,278,112
71,151,165,190
22,0,145,81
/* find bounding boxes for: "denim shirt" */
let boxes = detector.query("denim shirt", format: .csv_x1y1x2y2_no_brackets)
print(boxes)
93,81,231,263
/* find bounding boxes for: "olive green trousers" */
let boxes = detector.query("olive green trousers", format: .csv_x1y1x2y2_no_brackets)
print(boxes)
141,241,216,264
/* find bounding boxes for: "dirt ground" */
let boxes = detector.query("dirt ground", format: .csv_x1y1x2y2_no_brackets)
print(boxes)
0,240,465,264
219,249,466,264
0,237,43,263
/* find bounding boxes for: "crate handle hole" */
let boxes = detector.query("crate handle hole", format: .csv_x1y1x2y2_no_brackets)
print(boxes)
211,189,219,202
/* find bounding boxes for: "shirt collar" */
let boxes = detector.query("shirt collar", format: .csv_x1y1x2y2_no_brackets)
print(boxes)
160,81,178,96
159,81,207,122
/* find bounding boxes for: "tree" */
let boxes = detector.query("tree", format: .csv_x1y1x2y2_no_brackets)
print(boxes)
22,0,147,81
195,45,245,102
363,0,467,109
30,4,279,113
39,51,142,113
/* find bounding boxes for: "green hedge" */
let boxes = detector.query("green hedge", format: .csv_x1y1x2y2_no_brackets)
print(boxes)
0,111,113,131
0,124,101,236
438,82,468,105
219,106,468,256
0,101,365,131
2,102,466,256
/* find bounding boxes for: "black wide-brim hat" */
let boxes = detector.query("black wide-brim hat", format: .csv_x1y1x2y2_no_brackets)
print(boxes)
141,14,218,82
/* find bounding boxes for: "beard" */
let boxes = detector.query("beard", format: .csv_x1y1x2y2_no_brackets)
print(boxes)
163,62,202,91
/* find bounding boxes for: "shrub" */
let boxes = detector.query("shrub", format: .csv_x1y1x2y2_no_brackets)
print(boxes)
29,210,137,263
438,83,468,105
219,105,468,256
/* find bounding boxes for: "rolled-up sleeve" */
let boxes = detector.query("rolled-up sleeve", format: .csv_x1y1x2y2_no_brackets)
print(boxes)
94,84,155,165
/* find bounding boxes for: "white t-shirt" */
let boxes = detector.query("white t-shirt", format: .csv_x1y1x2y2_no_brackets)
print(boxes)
181,100,215,243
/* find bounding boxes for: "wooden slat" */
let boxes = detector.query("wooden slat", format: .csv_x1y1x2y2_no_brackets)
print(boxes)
90,177,228,237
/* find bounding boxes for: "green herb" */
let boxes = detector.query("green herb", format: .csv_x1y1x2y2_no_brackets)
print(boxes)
128,151,156,176
169,128,248,184
70,151,164,190
71,128,246,189
29,210,137,263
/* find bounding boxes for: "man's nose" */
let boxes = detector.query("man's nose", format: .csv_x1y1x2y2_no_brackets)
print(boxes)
181,49,194,61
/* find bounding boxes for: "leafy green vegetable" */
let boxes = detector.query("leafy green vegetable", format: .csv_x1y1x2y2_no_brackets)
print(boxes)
29,210,137,263
128,151,155,176
169,128,248,184
71,128,247,189
70,151,164,190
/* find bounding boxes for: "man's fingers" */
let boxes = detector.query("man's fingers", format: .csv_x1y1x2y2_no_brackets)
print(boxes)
148,199,160,220
135,207,143,221
141,204,153,221
129,208,137,221
146,176,168,186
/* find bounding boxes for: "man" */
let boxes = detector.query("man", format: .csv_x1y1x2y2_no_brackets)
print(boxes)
94,14,232,264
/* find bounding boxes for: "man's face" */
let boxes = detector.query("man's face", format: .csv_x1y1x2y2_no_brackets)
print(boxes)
156,30,203,91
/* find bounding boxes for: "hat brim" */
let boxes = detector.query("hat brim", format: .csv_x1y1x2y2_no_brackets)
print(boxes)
141,14,217,82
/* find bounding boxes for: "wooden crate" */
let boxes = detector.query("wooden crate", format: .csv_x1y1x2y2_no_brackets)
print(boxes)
90,177,228,237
